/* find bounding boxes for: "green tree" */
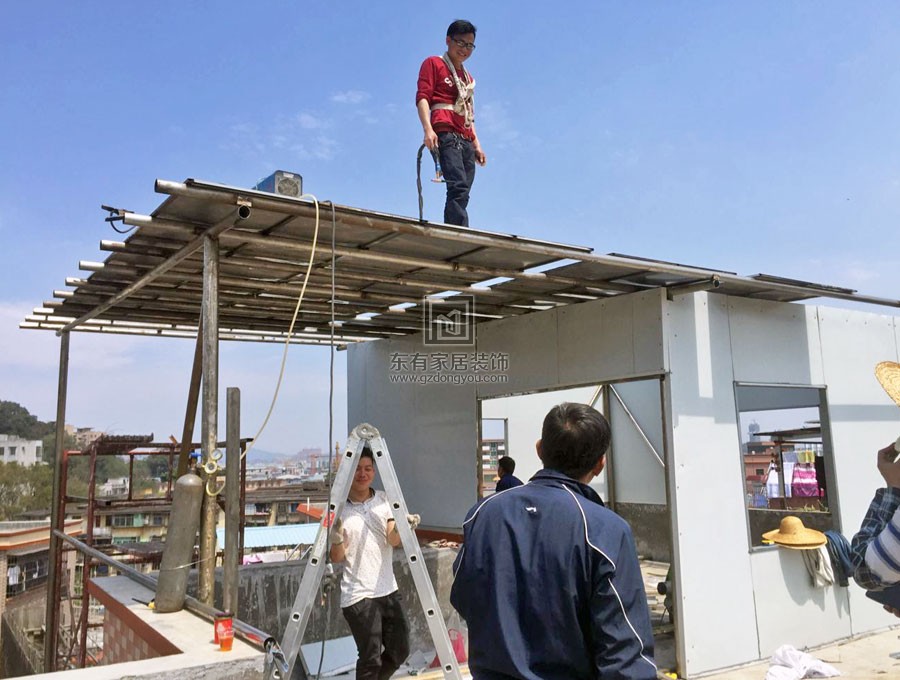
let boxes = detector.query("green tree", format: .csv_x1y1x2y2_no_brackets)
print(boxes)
0,401,54,440
41,429,76,469
0,462,54,520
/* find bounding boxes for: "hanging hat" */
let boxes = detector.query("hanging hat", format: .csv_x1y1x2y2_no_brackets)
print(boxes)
762,516,827,550
875,361,900,408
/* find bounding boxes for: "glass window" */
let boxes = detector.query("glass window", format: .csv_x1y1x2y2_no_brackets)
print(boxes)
112,515,135,527
734,384,837,548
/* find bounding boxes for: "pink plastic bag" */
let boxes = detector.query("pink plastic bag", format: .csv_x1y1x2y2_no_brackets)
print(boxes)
430,610,468,666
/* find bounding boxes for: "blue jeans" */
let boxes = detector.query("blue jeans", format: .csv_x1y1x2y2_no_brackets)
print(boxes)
438,132,476,227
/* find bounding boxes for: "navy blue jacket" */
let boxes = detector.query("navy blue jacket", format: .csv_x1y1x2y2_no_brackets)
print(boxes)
495,473,524,492
450,469,656,680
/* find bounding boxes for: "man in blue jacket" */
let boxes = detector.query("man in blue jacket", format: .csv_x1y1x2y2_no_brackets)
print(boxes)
451,402,657,680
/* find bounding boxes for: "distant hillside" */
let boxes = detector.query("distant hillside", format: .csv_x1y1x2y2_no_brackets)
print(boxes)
0,401,54,439
246,447,294,465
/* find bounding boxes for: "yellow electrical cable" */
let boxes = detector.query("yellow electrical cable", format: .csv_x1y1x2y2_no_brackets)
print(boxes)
203,195,322,495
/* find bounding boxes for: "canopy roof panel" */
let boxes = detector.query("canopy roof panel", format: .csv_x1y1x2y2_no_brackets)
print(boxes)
22,178,900,345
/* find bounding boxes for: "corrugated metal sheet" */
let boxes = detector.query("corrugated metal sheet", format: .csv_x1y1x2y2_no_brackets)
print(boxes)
217,523,320,550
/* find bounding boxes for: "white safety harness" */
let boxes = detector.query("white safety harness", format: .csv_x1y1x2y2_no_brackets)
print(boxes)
430,53,476,130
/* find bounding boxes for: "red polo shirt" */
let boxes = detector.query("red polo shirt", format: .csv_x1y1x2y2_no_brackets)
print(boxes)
416,55,475,140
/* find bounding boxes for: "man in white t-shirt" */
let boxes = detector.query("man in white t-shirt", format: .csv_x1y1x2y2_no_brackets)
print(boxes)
329,447,410,680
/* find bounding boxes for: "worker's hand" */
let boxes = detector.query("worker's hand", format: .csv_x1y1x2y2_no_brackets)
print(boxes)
423,128,438,151
329,518,344,546
407,514,421,531
884,604,900,619
876,443,900,489
474,147,487,167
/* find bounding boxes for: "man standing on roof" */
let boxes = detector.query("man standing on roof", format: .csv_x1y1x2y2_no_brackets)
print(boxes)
416,19,487,227
329,447,419,679
451,403,657,680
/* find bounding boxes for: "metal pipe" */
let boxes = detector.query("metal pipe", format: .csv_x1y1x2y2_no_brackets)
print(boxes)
149,181,900,309
156,177,592,252
666,275,721,300
240,447,247,559
120,213,631,294
98,241,513,300
78,440,99,666
223,387,241,616
53,531,274,649
198,234,220,606
44,330,69,672
58,206,250,335
608,385,665,468
177,323,203,478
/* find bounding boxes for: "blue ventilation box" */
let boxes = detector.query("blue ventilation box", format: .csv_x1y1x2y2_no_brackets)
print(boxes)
253,170,303,198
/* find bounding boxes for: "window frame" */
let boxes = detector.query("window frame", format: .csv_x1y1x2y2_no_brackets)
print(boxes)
733,381,840,551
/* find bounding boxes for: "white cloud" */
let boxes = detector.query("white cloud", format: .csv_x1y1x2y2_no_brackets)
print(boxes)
295,112,327,129
224,114,338,163
331,90,370,105
476,102,523,149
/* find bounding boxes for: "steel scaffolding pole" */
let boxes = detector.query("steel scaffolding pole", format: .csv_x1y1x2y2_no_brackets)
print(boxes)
198,234,220,605
44,330,70,672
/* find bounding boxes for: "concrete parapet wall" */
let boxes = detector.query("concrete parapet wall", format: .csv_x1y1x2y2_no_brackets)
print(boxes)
615,502,671,562
189,545,460,652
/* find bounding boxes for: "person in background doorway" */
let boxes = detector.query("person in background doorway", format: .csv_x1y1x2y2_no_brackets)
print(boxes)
416,19,487,227
329,447,419,680
494,455,523,492
451,402,657,680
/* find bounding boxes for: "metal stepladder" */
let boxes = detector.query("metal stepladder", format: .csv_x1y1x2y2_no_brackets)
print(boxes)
264,423,464,680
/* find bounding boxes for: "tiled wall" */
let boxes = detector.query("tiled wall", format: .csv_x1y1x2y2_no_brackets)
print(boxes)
102,608,160,665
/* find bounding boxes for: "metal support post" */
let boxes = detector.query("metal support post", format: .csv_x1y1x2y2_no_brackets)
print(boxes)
268,423,462,680
177,322,204,478
224,387,241,615
44,330,69,672
199,234,219,605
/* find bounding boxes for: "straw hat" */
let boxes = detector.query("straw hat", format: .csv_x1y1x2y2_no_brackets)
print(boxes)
762,516,827,550
875,361,900,408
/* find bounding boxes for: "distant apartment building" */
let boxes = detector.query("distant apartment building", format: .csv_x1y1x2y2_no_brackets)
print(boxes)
481,438,506,494
64,425,104,451
0,435,44,467
98,477,129,497
93,504,170,546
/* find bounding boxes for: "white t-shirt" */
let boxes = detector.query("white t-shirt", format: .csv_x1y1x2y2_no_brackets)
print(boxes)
339,489,399,608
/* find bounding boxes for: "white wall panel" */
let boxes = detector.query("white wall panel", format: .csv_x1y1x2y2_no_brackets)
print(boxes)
727,298,824,385
608,380,666,504
817,308,900,635
666,294,760,675
750,548,850,654
348,336,478,529
557,289,666,388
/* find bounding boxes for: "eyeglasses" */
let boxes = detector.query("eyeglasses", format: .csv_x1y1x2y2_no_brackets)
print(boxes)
451,38,476,50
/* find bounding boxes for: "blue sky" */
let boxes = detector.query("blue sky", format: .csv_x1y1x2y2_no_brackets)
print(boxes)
2,2,899,455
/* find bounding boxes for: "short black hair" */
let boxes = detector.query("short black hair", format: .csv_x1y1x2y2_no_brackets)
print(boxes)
360,446,375,462
497,456,516,475
540,403,611,479
447,19,477,37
